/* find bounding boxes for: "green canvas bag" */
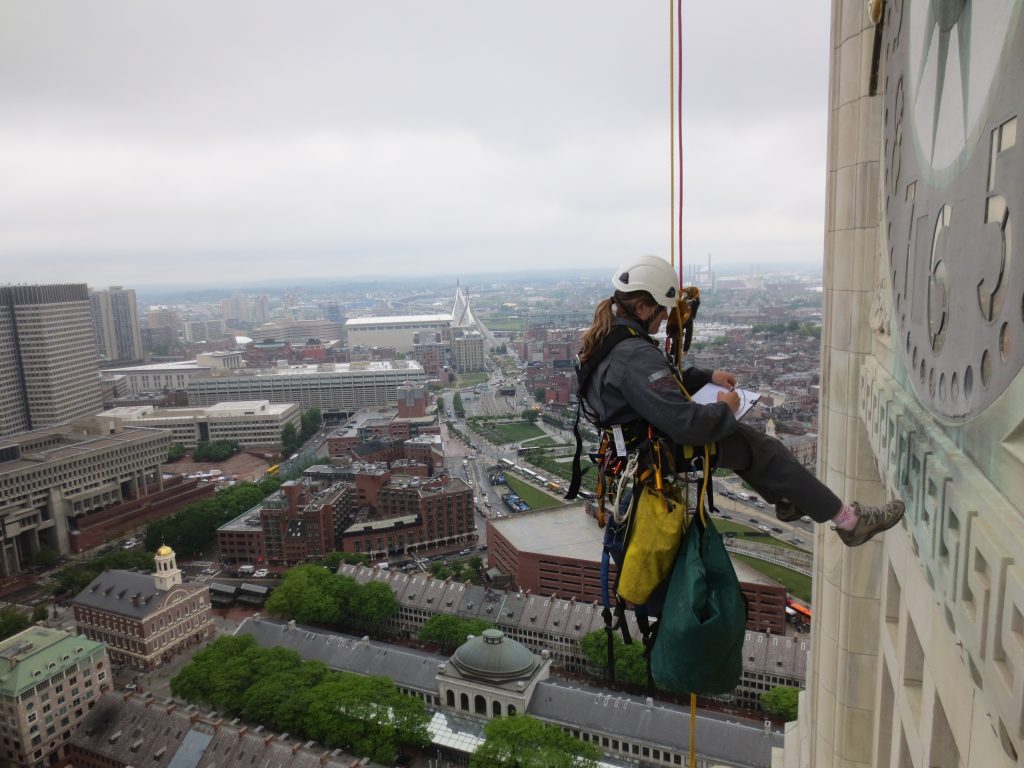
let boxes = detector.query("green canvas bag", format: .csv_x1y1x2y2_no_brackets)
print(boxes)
650,512,747,695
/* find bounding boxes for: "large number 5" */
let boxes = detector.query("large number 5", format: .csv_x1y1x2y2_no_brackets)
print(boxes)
979,119,1017,323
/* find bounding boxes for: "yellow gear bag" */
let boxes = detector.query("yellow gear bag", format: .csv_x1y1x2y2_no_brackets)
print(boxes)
616,484,690,605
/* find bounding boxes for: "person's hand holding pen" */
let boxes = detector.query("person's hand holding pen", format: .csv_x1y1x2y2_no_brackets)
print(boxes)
711,370,740,413
711,370,737,389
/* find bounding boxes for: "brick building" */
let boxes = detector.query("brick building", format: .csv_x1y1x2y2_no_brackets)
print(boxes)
217,480,354,566
339,470,475,558
71,546,214,671
486,506,788,634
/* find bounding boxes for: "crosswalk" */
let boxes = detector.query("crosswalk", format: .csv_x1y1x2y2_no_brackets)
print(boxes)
0,600,31,617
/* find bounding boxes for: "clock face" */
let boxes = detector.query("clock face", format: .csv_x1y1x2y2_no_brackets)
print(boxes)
884,0,1024,420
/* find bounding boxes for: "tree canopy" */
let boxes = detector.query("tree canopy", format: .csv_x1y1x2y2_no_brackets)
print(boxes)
418,614,495,653
579,629,648,689
321,551,370,571
299,408,323,442
0,608,30,641
171,635,430,765
192,440,240,462
470,715,600,768
281,422,299,456
52,550,156,598
144,479,280,557
264,565,397,632
761,685,800,721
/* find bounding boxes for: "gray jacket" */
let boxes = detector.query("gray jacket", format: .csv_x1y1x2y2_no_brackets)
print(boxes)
581,318,738,447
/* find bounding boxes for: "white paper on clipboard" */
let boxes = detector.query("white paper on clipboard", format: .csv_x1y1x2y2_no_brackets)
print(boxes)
691,383,761,420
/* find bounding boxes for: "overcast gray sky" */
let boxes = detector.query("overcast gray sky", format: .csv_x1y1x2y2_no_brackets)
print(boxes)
0,1,831,287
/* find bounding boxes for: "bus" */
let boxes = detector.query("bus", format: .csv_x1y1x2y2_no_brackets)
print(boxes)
787,599,812,627
266,464,280,477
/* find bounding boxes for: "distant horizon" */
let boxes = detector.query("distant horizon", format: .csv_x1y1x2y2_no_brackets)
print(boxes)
5,259,824,302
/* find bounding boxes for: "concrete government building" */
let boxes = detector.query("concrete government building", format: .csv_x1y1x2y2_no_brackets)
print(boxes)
0,416,170,576
185,360,426,419
784,3,1024,767
97,400,301,448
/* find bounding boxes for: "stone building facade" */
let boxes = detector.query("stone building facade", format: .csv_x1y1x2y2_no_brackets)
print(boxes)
785,3,1024,767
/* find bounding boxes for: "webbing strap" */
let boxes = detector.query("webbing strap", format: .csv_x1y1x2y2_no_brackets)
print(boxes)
565,325,649,500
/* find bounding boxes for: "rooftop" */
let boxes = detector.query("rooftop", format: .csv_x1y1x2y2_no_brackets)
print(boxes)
0,626,105,696
346,314,452,327
202,360,424,377
488,505,607,563
0,421,169,474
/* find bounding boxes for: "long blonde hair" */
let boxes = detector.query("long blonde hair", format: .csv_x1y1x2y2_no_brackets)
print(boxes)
578,290,655,362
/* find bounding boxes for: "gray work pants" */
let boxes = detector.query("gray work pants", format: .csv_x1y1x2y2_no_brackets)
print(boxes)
716,423,840,523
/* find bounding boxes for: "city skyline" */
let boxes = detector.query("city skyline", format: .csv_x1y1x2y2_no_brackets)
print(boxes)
0,2,830,286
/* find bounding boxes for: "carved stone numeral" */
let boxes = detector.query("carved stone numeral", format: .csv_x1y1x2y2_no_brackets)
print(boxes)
979,118,1017,323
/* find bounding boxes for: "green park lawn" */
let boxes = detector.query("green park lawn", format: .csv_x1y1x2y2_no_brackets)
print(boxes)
503,475,563,511
490,421,547,444
456,372,490,387
713,518,809,552
732,554,812,603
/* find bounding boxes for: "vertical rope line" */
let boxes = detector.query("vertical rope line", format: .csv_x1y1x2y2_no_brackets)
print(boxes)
690,692,698,766
669,0,676,269
677,0,684,287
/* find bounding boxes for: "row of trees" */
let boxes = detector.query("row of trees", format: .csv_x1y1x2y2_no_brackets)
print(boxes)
281,408,323,456
144,478,281,558
417,614,495,653
264,565,398,633
171,636,602,768
166,440,240,463
580,629,800,721
472,716,601,768
192,440,240,462
53,549,156,598
0,605,51,641
170,636,430,765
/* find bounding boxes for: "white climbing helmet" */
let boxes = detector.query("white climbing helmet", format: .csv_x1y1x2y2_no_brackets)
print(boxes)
611,255,679,308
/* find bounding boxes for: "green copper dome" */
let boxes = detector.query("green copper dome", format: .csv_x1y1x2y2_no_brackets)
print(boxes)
450,628,539,682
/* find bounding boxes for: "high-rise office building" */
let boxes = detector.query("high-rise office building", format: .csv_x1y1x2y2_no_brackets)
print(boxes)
90,285,143,362
0,284,103,436
783,4,1024,767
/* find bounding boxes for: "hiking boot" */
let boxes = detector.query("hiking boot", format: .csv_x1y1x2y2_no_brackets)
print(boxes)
775,498,800,522
835,500,905,547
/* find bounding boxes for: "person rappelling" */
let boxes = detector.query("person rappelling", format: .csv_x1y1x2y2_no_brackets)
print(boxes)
570,254,904,547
